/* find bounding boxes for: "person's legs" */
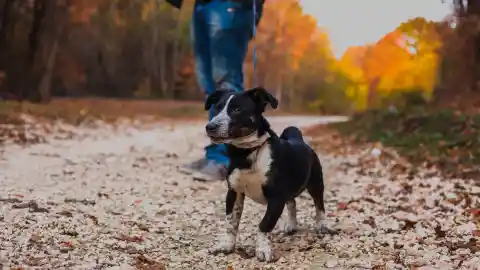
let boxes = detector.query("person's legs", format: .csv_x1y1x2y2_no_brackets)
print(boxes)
207,0,253,92
186,0,255,180
185,2,233,179
184,5,214,172
203,0,255,166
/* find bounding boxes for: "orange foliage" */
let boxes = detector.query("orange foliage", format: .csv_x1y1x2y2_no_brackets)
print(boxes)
363,31,411,82
68,0,99,23
339,17,443,110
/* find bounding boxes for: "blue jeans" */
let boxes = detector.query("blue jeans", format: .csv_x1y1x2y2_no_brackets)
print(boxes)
192,0,257,166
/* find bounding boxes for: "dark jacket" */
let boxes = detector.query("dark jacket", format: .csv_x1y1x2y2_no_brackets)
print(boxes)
166,0,264,26
166,0,264,18
166,0,183,9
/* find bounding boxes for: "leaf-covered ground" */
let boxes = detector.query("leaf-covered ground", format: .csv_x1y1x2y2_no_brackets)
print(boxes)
0,111,479,269
326,108,480,179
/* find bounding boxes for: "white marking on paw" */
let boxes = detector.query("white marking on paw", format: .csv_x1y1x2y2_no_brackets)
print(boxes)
283,219,297,234
283,201,297,234
315,210,335,234
255,232,274,262
210,232,236,254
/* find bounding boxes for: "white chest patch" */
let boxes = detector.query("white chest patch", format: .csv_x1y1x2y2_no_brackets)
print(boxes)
228,143,272,205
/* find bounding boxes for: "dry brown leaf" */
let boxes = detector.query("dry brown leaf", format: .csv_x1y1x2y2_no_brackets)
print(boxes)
29,234,42,243
115,234,143,243
135,255,166,270
57,210,73,217
434,225,447,238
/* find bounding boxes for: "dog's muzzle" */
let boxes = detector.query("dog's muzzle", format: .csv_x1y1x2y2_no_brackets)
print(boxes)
205,120,230,144
206,122,219,136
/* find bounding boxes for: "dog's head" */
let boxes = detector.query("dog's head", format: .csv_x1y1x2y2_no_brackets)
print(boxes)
204,86,278,146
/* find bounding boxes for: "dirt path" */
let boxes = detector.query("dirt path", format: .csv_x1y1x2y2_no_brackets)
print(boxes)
0,116,479,270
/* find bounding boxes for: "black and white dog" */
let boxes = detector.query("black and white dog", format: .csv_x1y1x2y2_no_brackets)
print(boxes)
204,86,335,262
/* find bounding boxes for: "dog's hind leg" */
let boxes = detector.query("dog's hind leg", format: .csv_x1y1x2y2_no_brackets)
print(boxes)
210,189,245,254
282,199,297,235
256,197,285,262
307,157,337,235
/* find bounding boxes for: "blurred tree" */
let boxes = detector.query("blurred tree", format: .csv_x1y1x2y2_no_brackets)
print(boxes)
434,0,480,110
339,17,442,110
244,0,341,111
0,0,346,114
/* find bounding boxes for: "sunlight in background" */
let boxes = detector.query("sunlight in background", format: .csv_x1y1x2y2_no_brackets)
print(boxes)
299,0,453,58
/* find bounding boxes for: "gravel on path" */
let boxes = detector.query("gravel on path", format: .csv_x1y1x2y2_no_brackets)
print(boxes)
0,116,479,270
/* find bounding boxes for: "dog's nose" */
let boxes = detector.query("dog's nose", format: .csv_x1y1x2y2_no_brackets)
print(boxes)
206,122,219,133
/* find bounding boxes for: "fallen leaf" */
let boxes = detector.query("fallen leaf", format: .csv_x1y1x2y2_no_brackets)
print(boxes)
135,254,166,270
115,234,143,243
61,241,74,247
434,225,447,238
12,200,49,213
136,222,149,232
337,202,347,210
29,234,42,243
85,214,98,225
62,230,79,237
57,210,73,217
402,220,417,231
363,216,376,228
24,257,41,266
64,198,95,206
97,192,109,198
0,197,22,203
467,208,480,216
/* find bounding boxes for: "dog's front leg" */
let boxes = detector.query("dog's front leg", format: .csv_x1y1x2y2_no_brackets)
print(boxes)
256,198,285,262
210,188,244,254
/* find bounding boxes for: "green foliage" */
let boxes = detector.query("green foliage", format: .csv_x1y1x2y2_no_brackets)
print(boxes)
308,72,354,114
372,89,429,111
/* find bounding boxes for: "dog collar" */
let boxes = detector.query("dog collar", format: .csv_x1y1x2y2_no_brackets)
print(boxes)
231,133,269,149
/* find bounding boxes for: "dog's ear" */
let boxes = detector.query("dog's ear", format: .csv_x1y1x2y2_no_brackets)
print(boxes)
204,90,226,111
246,86,278,111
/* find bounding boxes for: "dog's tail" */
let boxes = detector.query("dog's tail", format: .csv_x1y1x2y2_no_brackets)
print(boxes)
280,126,304,142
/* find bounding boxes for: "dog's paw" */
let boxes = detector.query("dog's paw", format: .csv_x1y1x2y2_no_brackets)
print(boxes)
282,219,297,235
316,224,339,235
255,233,274,262
209,234,236,255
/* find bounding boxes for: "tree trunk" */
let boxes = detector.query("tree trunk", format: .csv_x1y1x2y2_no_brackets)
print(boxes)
38,27,62,103
28,0,47,64
0,0,15,51
171,6,184,98
159,37,168,97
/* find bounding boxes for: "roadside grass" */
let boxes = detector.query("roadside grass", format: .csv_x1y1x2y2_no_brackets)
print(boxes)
313,107,480,179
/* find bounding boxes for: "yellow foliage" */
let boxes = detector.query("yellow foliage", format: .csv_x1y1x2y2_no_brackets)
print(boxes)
141,0,157,21
337,16,442,109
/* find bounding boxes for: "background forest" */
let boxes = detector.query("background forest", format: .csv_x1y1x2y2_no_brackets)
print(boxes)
0,0,479,114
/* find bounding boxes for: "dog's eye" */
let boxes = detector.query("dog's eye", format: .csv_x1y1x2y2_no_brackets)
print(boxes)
232,108,241,114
